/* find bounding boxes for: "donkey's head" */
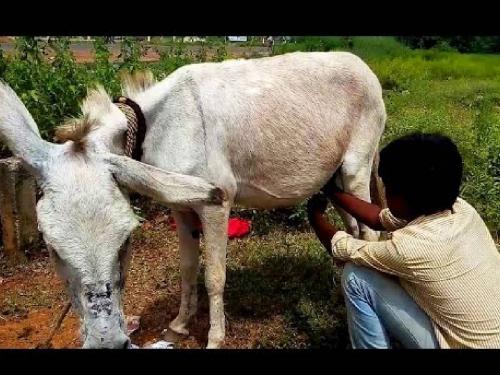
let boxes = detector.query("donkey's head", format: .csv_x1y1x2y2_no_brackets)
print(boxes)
0,75,223,348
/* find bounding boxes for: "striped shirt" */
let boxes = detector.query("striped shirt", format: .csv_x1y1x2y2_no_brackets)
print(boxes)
331,198,500,348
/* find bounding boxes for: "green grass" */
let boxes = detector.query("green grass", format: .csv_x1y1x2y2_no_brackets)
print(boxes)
366,52,500,235
223,229,349,348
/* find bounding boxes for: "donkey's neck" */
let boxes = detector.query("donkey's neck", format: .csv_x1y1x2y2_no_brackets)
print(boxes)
93,69,190,158
132,84,166,115
131,69,188,122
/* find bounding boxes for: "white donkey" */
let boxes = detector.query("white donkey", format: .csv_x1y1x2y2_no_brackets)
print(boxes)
0,51,386,348
0,84,225,348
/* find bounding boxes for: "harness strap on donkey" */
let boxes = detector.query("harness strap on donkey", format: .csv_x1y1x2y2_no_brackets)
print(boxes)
113,96,147,161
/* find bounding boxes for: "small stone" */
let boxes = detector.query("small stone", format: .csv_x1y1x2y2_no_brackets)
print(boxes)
125,315,141,335
17,326,33,339
143,340,175,349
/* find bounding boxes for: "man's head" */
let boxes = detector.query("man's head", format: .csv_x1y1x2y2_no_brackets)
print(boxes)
378,133,463,221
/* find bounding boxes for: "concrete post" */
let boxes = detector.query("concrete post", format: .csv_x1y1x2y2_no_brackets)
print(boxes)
0,157,39,264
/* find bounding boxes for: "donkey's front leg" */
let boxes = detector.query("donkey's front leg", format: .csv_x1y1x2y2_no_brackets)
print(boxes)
168,210,201,337
195,202,230,349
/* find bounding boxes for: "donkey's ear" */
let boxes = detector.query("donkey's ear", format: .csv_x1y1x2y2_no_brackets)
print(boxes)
103,153,226,207
0,82,54,171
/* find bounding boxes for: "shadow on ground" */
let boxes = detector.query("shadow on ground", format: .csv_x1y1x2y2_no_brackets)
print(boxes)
134,247,349,349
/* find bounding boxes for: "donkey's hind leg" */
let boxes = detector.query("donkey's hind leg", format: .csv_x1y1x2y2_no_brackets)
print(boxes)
339,152,379,241
328,171,361,237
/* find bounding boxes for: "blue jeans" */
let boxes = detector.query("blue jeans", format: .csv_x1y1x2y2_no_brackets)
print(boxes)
341,263,439,349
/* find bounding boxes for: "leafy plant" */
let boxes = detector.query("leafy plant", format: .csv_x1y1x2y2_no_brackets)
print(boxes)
0,46,7,77
92,37,120,95
213,42,228,62
120,37,142,72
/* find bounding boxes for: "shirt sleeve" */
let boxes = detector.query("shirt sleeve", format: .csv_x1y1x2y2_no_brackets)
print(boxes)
331,231,412,278
379,208,408,232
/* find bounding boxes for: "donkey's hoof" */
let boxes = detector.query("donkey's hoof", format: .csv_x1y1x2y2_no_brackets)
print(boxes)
168,318,190,335
164,323,189,342
206,341,222,349
206,336,224,349
163,328,187,343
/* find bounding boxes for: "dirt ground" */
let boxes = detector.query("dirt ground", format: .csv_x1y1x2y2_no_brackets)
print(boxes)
0,203,342,349
0,207,239,348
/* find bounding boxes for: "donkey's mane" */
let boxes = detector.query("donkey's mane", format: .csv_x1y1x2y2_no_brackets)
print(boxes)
54,70,157,144
120,70,156,98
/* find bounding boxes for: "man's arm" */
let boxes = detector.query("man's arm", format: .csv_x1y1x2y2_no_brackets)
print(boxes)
307,193,409,278
322,179,385,231
306,194,338,254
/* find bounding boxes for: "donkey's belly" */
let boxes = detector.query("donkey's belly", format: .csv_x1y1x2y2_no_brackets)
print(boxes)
232,156,343,209
234,184,311,209
225,116,349,209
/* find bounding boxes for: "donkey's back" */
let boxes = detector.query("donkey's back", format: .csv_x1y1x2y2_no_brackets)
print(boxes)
140,51,385,209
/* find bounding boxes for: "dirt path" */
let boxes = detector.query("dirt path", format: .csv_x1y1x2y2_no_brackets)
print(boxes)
0,208,201,348
0,41,272,63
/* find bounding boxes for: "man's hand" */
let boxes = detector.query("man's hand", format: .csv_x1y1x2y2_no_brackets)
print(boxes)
307,193,337,255
307,192,329,218
320,174,385,231
322,174,342,197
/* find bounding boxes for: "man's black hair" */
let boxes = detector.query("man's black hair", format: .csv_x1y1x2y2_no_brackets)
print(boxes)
378,133,463,216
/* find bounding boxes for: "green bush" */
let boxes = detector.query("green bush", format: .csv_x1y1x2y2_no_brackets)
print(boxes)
213,42,228,62
92,37,120,95
273,36,344,55
152,41,192,79
120,37,143,72
398,36,500,54
0,47,6,77
1,37,88,140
